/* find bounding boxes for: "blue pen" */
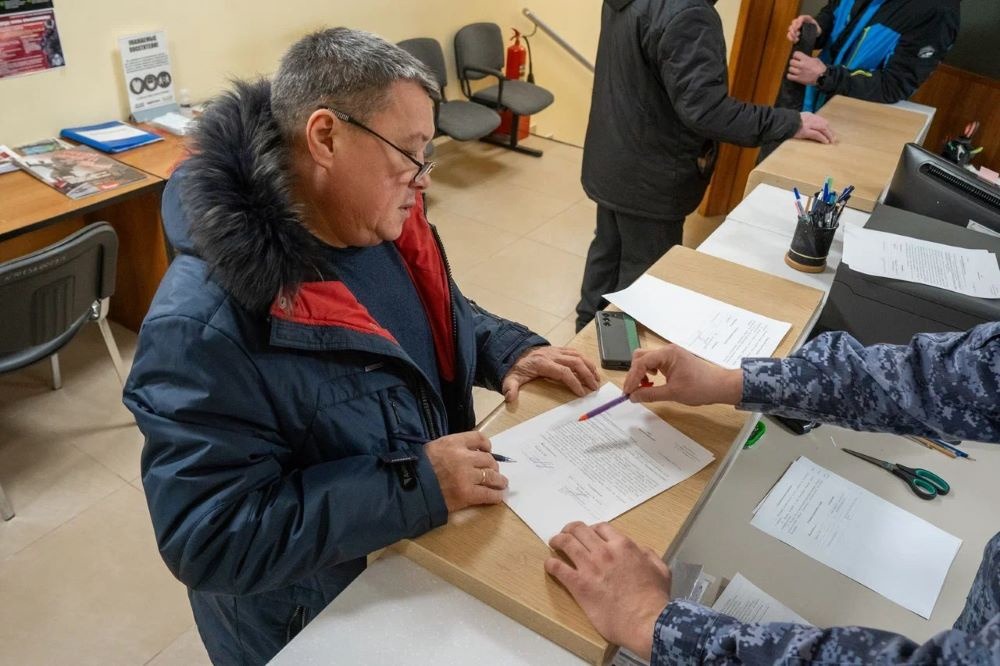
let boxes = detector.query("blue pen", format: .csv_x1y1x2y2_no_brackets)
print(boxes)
837,185,855,203
929,438,974,460
793,187,805,216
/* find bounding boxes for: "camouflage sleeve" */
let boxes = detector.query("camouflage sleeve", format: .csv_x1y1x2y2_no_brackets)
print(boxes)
651,599,1000,665
651,532,1000,664
738,322,1000,442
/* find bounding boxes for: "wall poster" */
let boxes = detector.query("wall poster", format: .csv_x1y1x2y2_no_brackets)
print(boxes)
0,0,65,80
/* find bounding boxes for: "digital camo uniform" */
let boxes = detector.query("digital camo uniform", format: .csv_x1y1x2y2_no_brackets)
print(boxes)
651,322,1000,664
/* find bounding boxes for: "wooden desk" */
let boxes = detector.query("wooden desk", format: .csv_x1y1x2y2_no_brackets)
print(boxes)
745,97,928,212
115,128,189,180
0,133,187,330
397,246,825,664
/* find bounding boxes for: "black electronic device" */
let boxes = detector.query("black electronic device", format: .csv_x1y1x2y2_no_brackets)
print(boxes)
595,310,640,370
814,204,1000,346
771,415,821,436
883,143,1000,233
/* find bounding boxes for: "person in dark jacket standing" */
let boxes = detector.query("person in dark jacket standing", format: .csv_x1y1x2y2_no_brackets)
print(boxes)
786,0,961,112
575,0,835,333
547,323,1000,664
123,28,599,665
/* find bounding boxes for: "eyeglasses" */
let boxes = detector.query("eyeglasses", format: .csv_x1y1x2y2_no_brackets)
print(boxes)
324,107,434,185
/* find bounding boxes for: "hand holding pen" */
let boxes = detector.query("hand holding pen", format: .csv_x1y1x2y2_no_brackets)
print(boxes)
578,379,653,421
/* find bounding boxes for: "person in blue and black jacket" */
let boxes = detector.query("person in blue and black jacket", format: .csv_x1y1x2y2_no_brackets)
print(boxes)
786,0,961,112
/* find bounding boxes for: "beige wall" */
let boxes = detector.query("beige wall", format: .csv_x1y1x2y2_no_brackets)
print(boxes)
2,1,739,148
716,0,741,61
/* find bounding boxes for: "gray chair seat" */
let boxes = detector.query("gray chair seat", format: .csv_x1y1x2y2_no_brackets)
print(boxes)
470,80,554,116
436,101,501,141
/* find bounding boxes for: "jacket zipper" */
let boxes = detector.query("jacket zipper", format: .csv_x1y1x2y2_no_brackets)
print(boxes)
429,222,471,423
417,384,440,440
286,605,306,642
846,26,870,69
429,223,460,369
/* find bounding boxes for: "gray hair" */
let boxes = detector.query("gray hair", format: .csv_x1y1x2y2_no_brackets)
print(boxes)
271,27,439,142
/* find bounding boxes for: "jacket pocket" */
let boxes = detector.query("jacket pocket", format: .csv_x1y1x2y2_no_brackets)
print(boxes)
305,367,428,462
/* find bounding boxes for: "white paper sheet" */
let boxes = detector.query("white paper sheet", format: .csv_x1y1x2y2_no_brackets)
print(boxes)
968,220,1000,239
711,573,810,625
496,383,715,542
75,123,149,142
842,225,1000,299
751,457,961,618
605,275,792,369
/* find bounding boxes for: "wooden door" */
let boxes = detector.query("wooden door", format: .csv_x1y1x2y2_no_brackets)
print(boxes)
700,0,802,216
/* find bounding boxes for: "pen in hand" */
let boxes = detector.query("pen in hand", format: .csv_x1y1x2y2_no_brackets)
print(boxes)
491,453,517,463
578,379,654,421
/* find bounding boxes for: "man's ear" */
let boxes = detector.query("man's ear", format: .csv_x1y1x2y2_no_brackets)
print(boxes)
302,109,339,169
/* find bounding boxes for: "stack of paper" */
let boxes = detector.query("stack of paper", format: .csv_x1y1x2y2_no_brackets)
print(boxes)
751,457,961,618
496,383,715,542
843,225,1000,299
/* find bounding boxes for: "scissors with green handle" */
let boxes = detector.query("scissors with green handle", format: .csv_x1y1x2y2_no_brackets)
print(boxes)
843,448,951,500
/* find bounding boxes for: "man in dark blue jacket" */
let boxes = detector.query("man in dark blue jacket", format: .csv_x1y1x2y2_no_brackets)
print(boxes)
123,28,599,664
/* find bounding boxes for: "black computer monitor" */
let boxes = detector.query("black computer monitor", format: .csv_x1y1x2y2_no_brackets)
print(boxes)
883,143,1000,233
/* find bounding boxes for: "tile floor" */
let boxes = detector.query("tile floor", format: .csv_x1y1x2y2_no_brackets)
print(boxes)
0,136,723,664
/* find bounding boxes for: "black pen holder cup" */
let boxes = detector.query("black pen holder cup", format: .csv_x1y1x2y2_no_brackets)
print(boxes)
785,216,837,273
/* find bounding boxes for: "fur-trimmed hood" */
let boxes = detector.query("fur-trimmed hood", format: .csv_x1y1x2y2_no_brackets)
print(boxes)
181,78,327,313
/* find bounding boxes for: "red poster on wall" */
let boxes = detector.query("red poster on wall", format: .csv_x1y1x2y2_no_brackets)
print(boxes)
0,0,65,79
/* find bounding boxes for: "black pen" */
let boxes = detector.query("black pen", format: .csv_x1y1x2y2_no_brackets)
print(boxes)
492,453,517,463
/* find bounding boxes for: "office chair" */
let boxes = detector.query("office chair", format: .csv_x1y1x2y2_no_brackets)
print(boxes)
454,22,554,157
399,37,502,143
0,222,125,520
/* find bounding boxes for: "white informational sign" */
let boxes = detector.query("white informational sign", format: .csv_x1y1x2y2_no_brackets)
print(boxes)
118,30,176,120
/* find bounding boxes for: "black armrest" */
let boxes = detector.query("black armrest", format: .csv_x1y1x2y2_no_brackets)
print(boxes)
461,66,506,105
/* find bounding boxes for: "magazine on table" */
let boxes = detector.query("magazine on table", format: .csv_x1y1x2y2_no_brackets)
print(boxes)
0,144,18,174
0,138,71,175
8,139,146,199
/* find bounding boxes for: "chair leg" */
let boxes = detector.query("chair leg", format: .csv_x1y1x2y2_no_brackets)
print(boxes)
481,113,544,157
97,318,126,387
50,353,63,390
0,481,14,521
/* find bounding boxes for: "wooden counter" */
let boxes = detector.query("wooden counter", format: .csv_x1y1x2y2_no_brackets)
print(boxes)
745,96,929,212
397,246,825,664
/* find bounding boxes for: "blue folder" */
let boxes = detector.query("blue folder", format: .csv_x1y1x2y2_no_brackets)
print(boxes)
59,121,163,154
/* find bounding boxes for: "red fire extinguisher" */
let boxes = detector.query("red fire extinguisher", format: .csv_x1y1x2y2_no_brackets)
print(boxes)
505,29,526,80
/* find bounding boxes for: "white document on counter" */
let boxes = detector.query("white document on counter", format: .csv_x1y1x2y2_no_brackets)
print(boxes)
496,383,715,542
751,457,961,619
712,573,810,625
604,275,791,369
842,225,1000,299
